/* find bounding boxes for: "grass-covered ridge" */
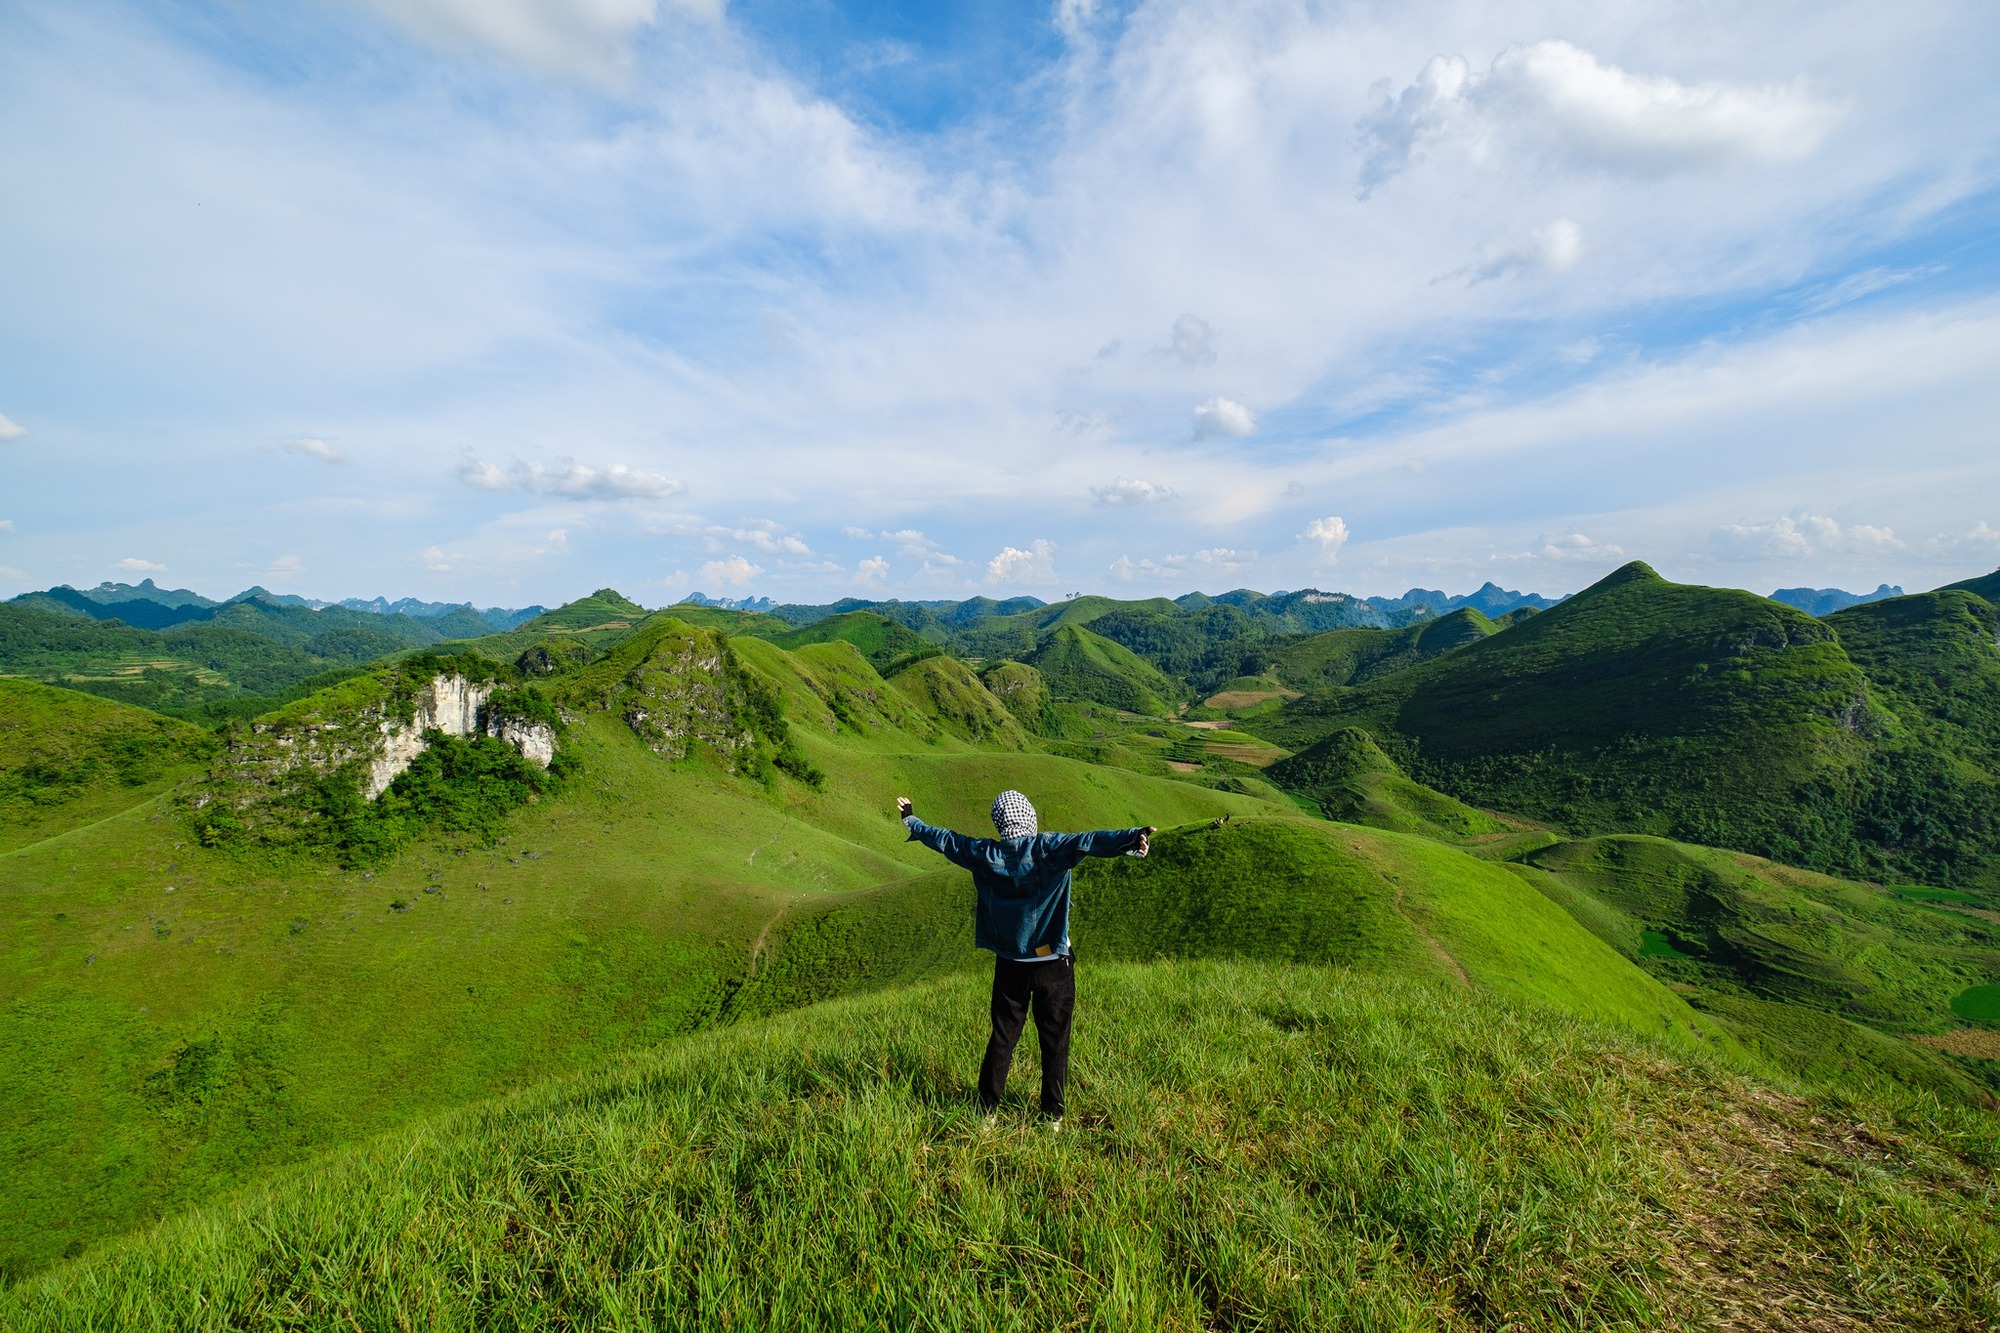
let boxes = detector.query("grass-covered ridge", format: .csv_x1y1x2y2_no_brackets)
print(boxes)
0,629,1287,1275
8,961,1995,1330
1026,622,1183,716
0,679,216,852
1248,561,1933,884
9,567,2000,1308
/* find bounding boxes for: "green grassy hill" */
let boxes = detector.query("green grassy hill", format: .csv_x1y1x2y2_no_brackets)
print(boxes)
1026,623,1182,716
1270,606,1500,693
1248,561,1937,884
1512,835,2000,1105
1943,567,2000,602
1265,726,1548,856
7,575,2000,1316
0,680,216,852
1823,589,2000,889
767,610,932,670
7,959,1994,1330
0,628,1282,1275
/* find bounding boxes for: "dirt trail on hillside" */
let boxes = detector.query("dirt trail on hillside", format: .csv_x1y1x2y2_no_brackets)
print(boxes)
1393,881,1469,987
748,903,790,978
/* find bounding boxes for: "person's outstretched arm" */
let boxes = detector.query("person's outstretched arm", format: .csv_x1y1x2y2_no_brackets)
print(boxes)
1042,824,1156,867
895,796,988,870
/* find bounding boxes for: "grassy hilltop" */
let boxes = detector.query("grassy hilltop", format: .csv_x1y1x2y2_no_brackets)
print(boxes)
4,572,2000,1324
8,962,1997,1331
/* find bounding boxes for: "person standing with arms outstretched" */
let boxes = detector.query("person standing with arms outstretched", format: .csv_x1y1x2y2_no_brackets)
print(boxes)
896,790,1153,1130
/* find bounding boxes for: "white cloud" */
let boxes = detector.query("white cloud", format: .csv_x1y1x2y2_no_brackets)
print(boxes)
1358,40,1838,193
1922,521,2000,559
987,539,1057,586
345,0,714,84
517,459,688,500
1536,532,1625,562
1091,478,1178,507
1169,313,1214,366
0,520,13,532
1111,547,1258,582
841,525,874,540
856,554,889,586
1193,547,1256,573
1710,511,1902,560
712,519,809,555
1462,218,1584,284
114,557,166,572
1304,516,1350,564
267,553,304,573
0,414,24,441
457,455,687,499
421,545,451,572
284,436,343,463
455,455,513,491
881,529,935,558
1192,397,1256,440
700,554,763,587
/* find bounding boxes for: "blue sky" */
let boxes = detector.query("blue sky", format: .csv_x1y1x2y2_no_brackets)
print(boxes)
2,0,1998,607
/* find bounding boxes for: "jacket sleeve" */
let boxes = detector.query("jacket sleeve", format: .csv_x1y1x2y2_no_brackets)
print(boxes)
1041,827,1146,869
904,816,988,871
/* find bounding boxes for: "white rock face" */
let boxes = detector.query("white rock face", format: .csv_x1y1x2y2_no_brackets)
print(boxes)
364,674,496,799
490,719,556,769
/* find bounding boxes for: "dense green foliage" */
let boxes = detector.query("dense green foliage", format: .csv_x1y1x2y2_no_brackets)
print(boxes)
0,604,385,721
1269,607,1499,692
766,610,931,670
1082,603,1267,694
1822,591,2000,889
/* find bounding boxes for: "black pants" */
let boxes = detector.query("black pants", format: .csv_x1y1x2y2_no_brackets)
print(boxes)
979,954,1075,1117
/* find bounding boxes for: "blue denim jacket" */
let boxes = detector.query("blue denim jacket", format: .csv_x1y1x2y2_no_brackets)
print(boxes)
903,816,1146,959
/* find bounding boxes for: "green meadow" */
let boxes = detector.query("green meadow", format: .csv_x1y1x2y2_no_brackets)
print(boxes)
4,568,2000,1325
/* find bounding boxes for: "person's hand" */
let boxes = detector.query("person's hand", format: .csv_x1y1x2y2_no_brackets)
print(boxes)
1137,825,1156,857
896,796,914,819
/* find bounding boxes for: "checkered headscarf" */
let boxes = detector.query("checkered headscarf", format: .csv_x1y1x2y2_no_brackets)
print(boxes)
990,790,1038,840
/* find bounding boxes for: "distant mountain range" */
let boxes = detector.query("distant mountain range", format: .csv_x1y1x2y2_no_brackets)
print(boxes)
1767,583,1904,616
727,580,1564,635
9,579,544,634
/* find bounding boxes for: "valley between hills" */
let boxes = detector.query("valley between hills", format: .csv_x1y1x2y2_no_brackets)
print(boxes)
2,562,1999,1328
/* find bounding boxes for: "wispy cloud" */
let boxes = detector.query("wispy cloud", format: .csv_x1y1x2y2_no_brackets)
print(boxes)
1709,511,1902,561
115,556,167,572
1091,478,1178,507
457,455,687,500
343,0,714,84
1167,313,1214,367
0,414,24,441
284,436,343,463
1456,219,1584,284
